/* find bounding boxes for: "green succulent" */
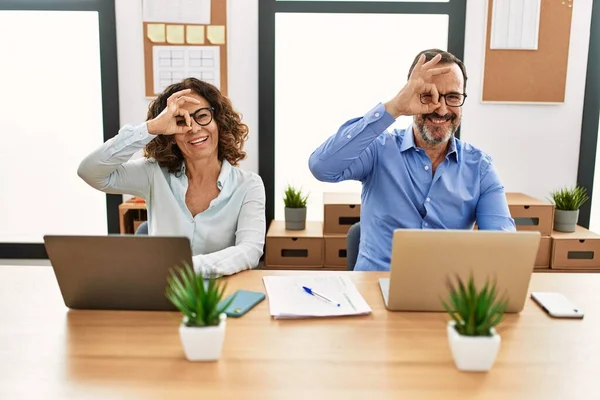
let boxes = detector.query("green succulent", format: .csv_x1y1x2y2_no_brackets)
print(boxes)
442,273,507,337
165,262,234,327
283,185,308,208
549,186,589,211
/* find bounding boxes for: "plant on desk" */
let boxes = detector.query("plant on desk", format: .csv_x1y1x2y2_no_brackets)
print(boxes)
549,185,589,232
283,184,309,230
442,273,507,372
166,262,235,362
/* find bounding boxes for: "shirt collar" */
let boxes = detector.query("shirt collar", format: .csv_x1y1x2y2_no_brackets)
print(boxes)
180,159,232,191
399,125,417,152
216,159,232,190
401,124,460,163
447,136,459,163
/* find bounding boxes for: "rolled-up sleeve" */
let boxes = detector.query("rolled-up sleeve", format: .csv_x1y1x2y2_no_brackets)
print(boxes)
476,160,516,231
308,103,395,183
77,123,156,198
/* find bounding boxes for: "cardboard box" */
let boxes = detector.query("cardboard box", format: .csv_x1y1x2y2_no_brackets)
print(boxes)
323,192,361,235
324,235,347,267
133,220,145,233
506,193,554,236
265,221,323,268
550,226,600,270
535,236,551,268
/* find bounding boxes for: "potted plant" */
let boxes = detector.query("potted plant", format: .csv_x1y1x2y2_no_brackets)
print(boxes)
549,186,589,232
442,273,508,372
283,185,309,230
165,262,235,362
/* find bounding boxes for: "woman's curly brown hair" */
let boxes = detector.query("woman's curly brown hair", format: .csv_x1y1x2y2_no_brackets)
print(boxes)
144,78,249,174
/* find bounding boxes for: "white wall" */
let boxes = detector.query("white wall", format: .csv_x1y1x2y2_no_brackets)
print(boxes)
114,0,258,175
113,1,594,218
461,0,593,203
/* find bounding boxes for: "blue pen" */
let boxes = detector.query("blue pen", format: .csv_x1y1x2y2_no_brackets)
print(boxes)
302,286,341,307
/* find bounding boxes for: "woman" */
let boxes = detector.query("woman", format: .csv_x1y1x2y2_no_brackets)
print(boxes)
78,78,266,277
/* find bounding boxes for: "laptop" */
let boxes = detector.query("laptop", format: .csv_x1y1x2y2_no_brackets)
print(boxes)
379,229,541,313
44,235,193,311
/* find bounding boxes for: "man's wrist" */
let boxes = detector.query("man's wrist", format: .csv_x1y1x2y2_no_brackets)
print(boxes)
384,101,404,119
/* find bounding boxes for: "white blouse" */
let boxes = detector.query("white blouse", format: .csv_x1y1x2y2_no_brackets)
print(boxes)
77,122,266,277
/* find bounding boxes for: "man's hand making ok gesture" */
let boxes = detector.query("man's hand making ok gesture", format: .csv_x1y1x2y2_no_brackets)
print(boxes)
384,54,452,118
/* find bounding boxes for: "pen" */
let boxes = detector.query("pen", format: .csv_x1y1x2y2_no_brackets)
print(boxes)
302,286,341,307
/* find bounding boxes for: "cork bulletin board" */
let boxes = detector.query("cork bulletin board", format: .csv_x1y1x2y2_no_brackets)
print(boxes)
482,0,574,103
142,0,228,98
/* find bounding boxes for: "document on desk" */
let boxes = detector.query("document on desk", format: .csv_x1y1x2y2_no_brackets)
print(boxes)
262,275,372,319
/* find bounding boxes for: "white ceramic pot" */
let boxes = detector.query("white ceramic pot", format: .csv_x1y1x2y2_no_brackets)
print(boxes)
179,313,227,362
447,321,501,372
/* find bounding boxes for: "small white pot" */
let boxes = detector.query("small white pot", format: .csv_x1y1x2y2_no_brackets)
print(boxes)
447,321,501,372
179,313,227,362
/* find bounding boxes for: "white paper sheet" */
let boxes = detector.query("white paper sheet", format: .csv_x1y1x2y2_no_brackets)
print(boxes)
152,45,220,93
490,0,541,50
143,0,211,25
262,275,372,319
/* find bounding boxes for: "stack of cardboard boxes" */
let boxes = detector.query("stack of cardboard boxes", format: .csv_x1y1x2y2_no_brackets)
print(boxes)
264,193,360,270
264,192,600,271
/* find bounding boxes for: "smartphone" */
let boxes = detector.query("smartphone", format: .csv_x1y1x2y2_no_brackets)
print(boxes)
219,290,265,318
531,292,584,319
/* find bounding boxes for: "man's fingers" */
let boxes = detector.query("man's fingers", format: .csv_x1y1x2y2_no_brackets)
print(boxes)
427,84,440,105
425,66,452,79
409,54,426,79
421,53,442,70
425,103,441,113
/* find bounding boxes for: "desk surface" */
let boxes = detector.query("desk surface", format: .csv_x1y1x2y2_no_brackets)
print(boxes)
1,266,598,400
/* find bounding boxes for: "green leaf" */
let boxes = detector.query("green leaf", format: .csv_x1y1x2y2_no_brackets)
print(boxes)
549,185,589,210
283,184,309,208
165,262,229,327
440,272,507,337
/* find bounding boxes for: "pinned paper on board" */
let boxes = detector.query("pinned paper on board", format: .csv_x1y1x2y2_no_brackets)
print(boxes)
142,0,228,96
143,0,211,25
490,0,541,50
206,25,225,44
147,23,165,43
186,26,205,44
153,45,221,93
166,25,185,44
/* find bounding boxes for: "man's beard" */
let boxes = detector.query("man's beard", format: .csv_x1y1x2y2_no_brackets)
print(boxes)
414,112,460,145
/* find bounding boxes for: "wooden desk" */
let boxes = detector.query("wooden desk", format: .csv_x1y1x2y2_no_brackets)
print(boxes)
0,267,598,399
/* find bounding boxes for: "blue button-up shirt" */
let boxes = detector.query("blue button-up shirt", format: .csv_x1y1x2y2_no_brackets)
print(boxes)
309,103,515,271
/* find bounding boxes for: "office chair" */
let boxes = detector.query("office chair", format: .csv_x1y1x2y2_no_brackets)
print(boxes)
135,221,149,235
346,222,360,271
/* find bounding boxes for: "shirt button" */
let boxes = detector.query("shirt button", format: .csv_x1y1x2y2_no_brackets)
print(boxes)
424,222,428,227
375,112,380,117
426,197,431,202
347,135,352,139
424,166,429,171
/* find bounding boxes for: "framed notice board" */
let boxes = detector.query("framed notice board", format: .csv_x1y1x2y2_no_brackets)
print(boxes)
142,0,228,97
482,0,574,103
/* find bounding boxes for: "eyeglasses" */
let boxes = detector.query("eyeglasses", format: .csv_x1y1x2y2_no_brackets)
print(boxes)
420,93,467,107
189,106,215,126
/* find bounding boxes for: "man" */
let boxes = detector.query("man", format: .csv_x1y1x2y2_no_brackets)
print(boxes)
308,49,515,272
